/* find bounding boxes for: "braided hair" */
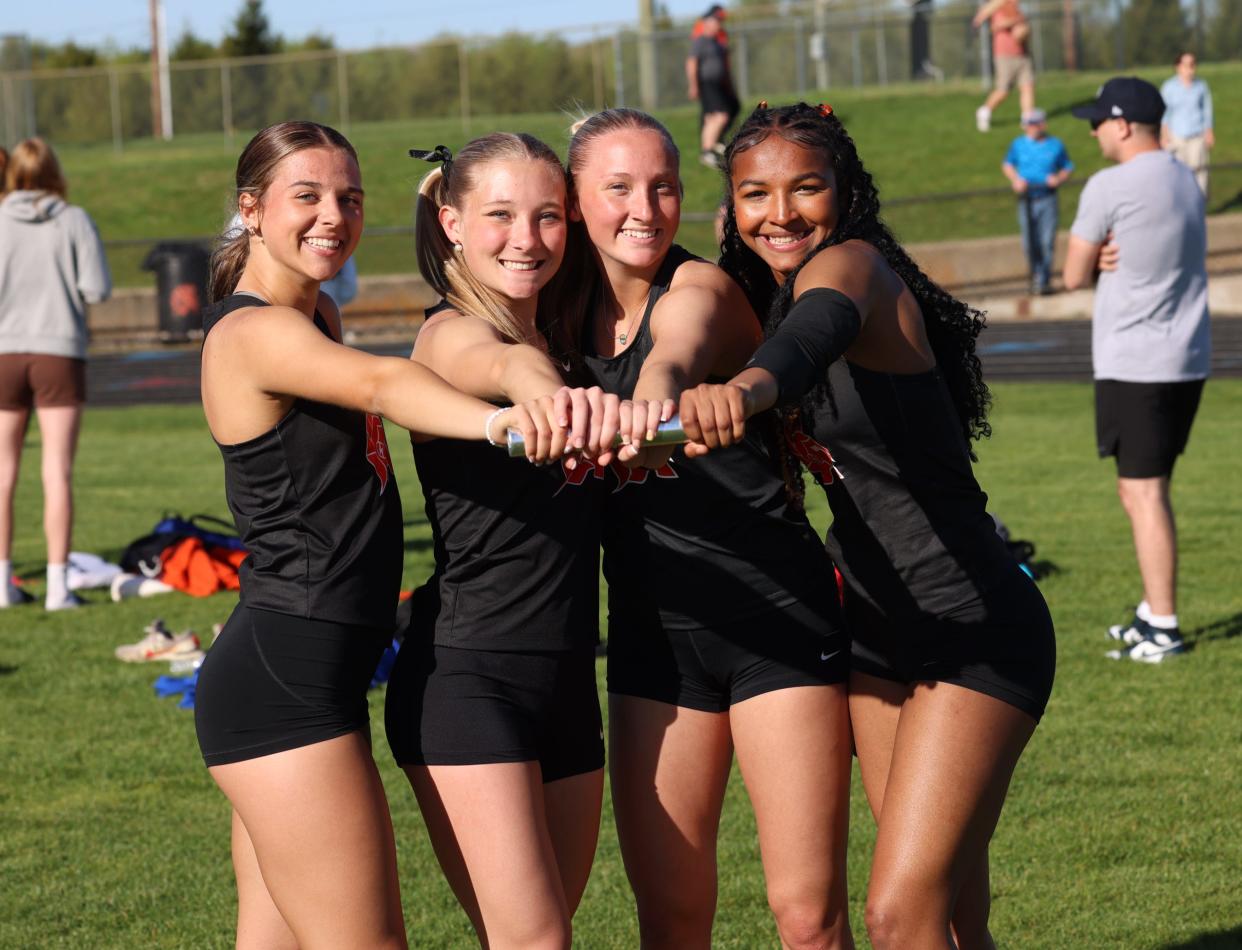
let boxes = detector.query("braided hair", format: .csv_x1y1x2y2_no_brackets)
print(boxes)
719,103,992,465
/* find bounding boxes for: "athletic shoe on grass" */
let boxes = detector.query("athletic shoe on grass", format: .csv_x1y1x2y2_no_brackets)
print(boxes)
45,591,85,611
114,619,201,663
1105,618,1186,663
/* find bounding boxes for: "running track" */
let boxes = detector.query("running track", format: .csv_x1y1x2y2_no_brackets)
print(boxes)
87,318,1242,408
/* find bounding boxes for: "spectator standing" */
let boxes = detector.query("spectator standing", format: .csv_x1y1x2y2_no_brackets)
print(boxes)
1002,108,1073,295
0,138,111,610
972,0,1035,131
686,4,740,168
1161,52,1214,196
1064,77,1211,663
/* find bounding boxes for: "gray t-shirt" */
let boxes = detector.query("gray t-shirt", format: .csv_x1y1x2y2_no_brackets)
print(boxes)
1070,149,1210,382
691,35,727,85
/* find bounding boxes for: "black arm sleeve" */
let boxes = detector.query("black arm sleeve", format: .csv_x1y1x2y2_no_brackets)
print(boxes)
746,288,862,406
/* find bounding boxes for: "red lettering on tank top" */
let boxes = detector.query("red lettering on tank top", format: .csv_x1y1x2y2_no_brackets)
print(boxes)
609,458,678,492
784,419,843,484
365,413,393,494
555,456,608,495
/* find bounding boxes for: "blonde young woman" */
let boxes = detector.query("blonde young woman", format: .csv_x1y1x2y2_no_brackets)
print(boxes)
569,109,854,950
194,121,578,950
0,138,111,610
384,133,628,949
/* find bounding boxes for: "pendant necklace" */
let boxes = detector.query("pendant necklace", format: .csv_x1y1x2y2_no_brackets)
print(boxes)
615,297,647,347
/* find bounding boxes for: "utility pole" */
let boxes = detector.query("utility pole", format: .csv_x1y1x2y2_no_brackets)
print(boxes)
148,0,163,139
638,0,657,111
1061,0,1078,71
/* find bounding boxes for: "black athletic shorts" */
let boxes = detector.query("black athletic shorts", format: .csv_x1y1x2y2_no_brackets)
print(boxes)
848,569,1056,721
606,597,848,713
384,641,604,783
1095,378,1205,479
195,605,389,767
699,81,740,124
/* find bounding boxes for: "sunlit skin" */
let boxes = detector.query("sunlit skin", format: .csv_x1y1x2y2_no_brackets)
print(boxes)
572,128,681,285
731,134,840,284
238,146,363,313
439,160,568,325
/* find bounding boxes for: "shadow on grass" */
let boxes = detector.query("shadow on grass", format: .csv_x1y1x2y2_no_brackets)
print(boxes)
403,537,434,554
0,663,18,676
1185,612,1242,647
1210,189,1242,214
1029,559,1061,581
1160,924,1242,949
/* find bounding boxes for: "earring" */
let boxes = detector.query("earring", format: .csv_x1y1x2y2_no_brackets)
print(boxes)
453,242,463,253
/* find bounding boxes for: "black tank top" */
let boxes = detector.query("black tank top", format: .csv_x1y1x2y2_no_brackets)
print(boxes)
412,305,603,652
790,360,1016,618
202,294,403,630
581,246,837,633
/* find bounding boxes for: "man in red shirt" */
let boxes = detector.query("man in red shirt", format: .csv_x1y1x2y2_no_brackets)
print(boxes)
972,0,1035,131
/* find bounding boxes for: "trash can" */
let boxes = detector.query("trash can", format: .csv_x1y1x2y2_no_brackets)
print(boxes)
141,241,211,343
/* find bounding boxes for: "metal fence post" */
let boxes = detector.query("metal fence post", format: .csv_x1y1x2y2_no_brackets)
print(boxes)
612,31,625,107
737,32,749,102
814,0,829,90
458,40,471,133
109,69,123,153
795,19,807,94
875,9,888,85
852,29,862,87
221,62,233,142
1031,8,1044,72
337,51,350,134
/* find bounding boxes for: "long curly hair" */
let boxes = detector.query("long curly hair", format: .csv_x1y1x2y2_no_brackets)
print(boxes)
719,103,992,460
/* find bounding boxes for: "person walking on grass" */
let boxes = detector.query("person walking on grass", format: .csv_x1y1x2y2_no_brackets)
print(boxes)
1064,78,1211,663
679,101,1055,949
194,120,577,949
1161,52,1214,197
0,137,111,611
1002,108,1073,296
687,5,740,169
972,0,1035,132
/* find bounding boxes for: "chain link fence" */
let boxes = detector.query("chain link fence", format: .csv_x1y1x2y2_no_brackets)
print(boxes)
3,0,1240,149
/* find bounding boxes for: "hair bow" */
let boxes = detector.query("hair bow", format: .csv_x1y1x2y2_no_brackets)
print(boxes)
817,103,834,118
409,144,454,178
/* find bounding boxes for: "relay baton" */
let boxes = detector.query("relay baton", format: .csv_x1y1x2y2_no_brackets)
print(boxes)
506,416,688,457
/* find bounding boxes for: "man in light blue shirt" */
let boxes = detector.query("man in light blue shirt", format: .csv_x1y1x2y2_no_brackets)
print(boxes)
1161,52,1214,195
1002,108,1073,294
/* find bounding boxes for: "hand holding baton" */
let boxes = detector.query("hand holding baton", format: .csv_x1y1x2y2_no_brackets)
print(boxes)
506,416,688,458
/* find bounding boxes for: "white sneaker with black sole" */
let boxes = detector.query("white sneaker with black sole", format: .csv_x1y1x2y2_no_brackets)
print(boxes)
1105,616,1186,663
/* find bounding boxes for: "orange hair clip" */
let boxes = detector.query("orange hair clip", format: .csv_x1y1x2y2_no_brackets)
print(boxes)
758,99,769,110
817,103,834,117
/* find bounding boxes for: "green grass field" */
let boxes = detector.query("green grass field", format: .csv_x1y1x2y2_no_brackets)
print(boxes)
61,63,1242,287
1,381,1240,948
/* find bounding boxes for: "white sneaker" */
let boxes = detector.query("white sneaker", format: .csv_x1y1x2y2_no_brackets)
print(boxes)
975,106,991,132
110,572,175,602
1106,621,1186,663
45,591,85,611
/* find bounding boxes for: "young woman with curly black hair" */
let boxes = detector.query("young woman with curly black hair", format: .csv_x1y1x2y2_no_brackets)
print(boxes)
680,102,1056,950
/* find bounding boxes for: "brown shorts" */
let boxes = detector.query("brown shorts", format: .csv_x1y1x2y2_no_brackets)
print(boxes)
0,354,87,410
994,54,1034,92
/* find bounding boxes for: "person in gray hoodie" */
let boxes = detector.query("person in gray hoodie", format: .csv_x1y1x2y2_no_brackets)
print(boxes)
0,137,111,610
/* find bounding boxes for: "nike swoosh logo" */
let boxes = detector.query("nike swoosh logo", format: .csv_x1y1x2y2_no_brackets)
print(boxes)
820,650,841,662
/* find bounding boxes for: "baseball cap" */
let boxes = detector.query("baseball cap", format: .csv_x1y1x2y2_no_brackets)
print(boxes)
1021,108,1047,125
1070,77,1165,125
703,4,727,19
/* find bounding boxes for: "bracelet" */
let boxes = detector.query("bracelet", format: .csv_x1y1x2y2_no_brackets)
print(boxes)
484,406,511,448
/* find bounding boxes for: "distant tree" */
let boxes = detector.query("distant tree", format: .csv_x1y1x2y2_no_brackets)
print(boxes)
172,29,217,62
288,33,336,53
222,0,283,58
1205,0,1241,62
33,41,100,69
1123,0,1186,67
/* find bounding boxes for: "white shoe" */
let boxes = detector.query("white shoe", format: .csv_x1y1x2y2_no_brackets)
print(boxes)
975,106,991,132
110,572,175,601
45,591,85,611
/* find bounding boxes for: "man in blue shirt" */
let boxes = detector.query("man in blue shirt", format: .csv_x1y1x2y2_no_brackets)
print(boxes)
1161,52,1214,196
1002,108,1073,294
